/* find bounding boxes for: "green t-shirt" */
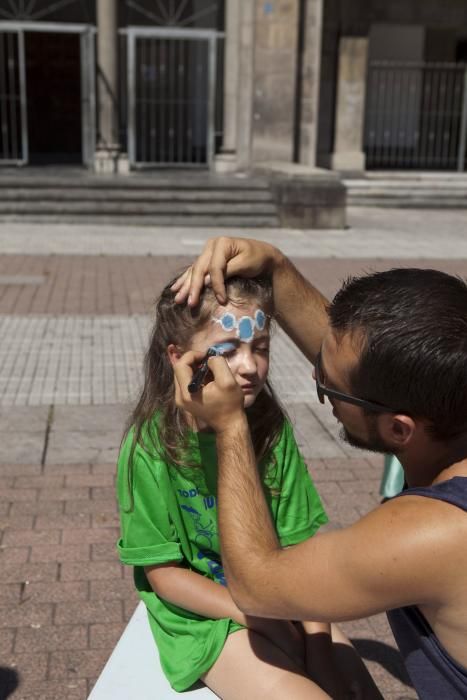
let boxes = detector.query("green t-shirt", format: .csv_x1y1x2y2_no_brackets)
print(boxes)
116,418,327,692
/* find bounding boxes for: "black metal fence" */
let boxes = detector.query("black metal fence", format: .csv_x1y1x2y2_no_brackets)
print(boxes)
364,61,467,170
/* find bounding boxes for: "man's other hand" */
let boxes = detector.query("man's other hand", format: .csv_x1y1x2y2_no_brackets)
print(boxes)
171,237,278,307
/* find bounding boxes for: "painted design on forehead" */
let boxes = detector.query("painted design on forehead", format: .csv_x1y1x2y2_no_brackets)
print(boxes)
212,309,267,343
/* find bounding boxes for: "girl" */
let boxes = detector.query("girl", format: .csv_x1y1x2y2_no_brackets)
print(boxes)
117,275,346,698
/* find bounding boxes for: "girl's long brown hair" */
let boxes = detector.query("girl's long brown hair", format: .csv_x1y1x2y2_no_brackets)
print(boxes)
124,275,286,496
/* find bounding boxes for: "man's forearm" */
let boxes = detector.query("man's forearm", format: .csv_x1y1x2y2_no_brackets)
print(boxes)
270,250,329,363
216,415,281,612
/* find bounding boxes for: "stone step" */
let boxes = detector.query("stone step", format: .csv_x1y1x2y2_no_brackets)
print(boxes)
348,199,467,208
0,200,277,215
0,174,271,190
0,213,280,226
0,187,274,202
347,182,467,191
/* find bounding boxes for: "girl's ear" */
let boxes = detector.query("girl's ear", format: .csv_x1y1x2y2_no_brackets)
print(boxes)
167,344,182,366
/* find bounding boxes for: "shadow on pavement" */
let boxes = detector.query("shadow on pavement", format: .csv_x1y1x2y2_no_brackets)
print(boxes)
0,667,19,699
352,638,413,686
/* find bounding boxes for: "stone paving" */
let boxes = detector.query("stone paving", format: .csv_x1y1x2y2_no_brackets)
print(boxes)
1,209,466,699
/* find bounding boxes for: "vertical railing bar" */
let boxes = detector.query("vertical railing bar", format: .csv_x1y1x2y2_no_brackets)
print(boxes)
187,39,192,163
397,67,406,168
457,65,467,172
377,66,387,167
391,66,401,168
141,38,147,162
194,40,199,164
150,37,156,162
207,34,216,166
451,67,463,168
441,67,452,168
406,68,423,168
448,68,457,167
80,31,89,165
369,65,378,167
383,64,392,167
160,39,165,163
419,65,429,168
168,35,174,163
434,67,444,167
176,39,182,163
127,28,136,165
7,32,18,161
452,66,460,168
429,66,439,166
401,67,408,168
0,33,8,159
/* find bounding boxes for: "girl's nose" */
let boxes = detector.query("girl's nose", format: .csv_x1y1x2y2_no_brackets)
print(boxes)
237,348,257,374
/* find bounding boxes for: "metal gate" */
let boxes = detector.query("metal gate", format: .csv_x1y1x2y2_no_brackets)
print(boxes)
0,22,95,166
0,30,27,163
127,27,218,167
365,61,467,170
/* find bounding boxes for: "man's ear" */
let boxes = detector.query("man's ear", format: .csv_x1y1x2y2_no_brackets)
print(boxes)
167,344,182,366
379,413,416,449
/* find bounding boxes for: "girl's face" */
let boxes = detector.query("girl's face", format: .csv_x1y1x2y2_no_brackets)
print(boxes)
189,301,270,408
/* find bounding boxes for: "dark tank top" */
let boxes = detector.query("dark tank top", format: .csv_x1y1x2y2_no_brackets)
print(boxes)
386,477,467,699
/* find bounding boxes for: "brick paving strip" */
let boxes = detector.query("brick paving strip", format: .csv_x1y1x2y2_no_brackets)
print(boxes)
3,250,466,698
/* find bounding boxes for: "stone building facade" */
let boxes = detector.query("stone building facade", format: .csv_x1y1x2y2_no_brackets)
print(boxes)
0,0,466,173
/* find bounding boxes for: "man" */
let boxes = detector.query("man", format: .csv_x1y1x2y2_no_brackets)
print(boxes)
172,237,467,699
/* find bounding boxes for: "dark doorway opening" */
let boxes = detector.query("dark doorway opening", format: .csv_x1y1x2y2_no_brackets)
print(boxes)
25,32,82,164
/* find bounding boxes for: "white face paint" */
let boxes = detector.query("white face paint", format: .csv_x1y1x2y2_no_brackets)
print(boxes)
212,309,267,343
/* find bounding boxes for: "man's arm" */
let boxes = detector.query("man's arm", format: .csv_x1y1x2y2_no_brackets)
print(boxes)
215,416,450,622
172,237,329,362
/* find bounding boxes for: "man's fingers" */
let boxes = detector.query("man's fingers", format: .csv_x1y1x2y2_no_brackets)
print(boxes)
173,350,204,400
170,267,190,294
207,237,237,304
174,268,194,304
207,356,237,389
186,241,216,306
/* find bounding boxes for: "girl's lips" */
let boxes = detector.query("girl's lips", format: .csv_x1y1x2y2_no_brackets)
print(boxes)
241,384,256,391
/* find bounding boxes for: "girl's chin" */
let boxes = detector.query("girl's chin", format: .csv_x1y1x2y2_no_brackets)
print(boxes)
243,394,257,408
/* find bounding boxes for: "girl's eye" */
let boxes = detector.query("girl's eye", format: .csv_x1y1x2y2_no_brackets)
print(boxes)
255,346,270,354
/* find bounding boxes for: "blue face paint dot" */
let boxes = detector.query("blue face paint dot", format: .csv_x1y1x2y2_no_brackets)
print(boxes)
255,310,266,331
219,313,236,331
238,317,254,342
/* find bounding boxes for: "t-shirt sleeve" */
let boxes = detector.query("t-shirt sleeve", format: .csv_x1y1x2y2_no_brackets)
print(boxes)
116,431,183,567
272,421,328,547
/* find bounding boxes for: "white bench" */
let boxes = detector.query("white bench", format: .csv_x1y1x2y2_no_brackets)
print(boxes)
88,601,216,699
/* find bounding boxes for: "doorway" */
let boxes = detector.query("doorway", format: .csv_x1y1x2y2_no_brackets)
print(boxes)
26,31,82,163
0,23,95,167
127,28,219,167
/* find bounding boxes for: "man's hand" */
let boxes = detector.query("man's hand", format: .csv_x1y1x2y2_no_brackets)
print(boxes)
173,350,245,433
171,236,280,307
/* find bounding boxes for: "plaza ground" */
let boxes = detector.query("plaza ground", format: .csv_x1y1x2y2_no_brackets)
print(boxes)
0,207,466,699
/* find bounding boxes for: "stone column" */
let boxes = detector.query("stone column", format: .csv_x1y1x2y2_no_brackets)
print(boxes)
94,0,129,173
251,0,299,163
235,0,256,171
299,0,324,166
214,0,240,172
331,36,368,172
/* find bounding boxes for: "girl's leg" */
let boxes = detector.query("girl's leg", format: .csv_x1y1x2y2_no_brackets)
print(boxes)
330,624,384,700
201,628,331,700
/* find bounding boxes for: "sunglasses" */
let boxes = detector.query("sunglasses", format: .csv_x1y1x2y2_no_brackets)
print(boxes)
314,352,394,414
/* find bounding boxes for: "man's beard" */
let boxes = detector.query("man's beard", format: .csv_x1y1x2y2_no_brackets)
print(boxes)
339,417,395,455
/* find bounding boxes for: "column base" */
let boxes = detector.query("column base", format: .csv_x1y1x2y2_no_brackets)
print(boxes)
94,148,130,175
213,152,238,174
331,150,366,173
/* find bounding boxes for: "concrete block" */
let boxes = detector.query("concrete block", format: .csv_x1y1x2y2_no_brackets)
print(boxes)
269,174,347,229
